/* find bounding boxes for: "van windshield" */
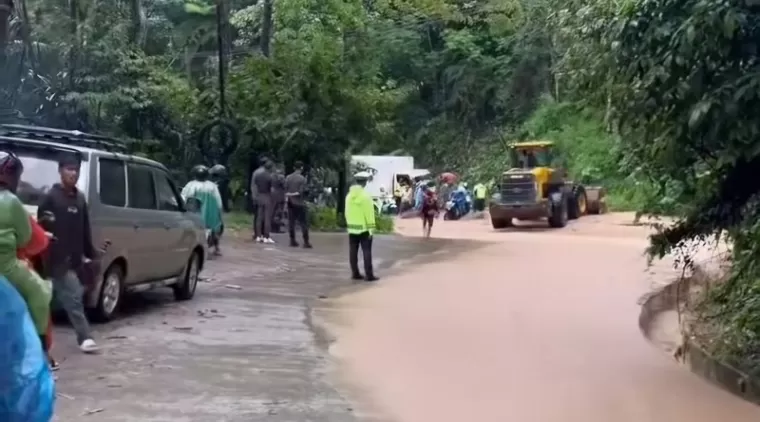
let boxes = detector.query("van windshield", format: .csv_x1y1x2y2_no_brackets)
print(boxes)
15,150,86,206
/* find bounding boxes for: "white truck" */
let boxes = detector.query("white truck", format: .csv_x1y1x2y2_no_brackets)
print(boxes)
351,155,415,199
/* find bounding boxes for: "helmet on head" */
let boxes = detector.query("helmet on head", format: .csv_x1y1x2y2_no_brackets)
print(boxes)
191,164,209,181
0,151,23,193
209,164,227,179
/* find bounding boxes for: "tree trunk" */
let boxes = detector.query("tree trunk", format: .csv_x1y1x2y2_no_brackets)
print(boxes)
0,0,12,55
604,90,613,133
68,0,79,90
129,0,147,48
260,0,273,57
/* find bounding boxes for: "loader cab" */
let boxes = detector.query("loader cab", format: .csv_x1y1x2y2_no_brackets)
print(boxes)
509,141,555,169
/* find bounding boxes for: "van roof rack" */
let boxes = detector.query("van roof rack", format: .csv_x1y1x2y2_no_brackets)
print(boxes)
0,124,129,153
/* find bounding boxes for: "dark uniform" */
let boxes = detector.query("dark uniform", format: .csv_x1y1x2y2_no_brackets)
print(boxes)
271,171,286,233
285,169,311,247
251,165,273,241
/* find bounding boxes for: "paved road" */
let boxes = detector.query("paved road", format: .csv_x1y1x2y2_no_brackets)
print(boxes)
51,232,475,421
323,214,760,422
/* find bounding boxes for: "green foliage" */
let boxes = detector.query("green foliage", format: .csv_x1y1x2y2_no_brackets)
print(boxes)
308,205,341,232
225,207,394,234
605,0,760,259
308,205,394,234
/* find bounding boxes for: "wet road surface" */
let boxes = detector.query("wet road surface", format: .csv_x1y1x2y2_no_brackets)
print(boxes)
322,214,760,422
51,232,474,422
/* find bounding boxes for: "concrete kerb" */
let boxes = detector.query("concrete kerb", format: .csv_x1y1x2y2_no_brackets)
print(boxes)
638,251,760,406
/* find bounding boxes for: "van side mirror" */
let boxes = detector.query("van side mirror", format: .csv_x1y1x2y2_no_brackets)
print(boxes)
184,197,201,213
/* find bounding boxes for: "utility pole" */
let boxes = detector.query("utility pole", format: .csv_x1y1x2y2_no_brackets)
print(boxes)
215,0,227,123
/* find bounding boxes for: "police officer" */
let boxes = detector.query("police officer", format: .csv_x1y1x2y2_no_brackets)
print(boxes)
345,171,378,282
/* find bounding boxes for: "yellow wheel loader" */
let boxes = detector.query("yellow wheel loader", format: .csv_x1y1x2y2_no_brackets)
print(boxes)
489,141,606,229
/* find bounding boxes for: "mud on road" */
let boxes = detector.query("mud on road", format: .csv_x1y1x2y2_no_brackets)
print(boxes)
321,214,760,422
51,232,476,422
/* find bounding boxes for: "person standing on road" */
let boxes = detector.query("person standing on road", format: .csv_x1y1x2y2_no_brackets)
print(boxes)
285,161,312,248
420,182,440,238
271,165,286,233
37,154,99,354
473,182,487,212
251,158,275,244
345,171,378,282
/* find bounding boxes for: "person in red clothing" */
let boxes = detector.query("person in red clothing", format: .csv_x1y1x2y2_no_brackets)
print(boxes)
17,211,57,369
420,183,440,238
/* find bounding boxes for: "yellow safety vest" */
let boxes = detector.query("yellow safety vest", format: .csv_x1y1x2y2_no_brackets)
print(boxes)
474,184,487,199
345,185,376,234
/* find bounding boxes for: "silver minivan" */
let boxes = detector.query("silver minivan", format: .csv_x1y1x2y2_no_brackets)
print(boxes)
0,125,207,321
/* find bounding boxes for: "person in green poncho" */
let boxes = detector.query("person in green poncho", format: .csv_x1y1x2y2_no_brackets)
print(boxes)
182,165,224,256
0,151,52,337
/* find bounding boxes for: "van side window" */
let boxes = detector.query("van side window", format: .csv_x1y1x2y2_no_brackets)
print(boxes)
154,170,182,212
127,163,157,210
99,158,126,207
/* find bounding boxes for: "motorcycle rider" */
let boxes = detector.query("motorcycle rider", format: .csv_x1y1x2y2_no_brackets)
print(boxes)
182,165,224,256
209,164,227,250
0,151,53,342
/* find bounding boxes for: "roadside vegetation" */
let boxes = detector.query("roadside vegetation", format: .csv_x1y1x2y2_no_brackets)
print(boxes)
225,207,394,235
1,0,759,370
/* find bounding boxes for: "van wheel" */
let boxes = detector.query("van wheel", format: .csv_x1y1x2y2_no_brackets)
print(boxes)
174,252,200,301
91,265,124,323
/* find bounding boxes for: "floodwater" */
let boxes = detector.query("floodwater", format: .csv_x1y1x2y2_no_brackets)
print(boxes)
325,214,760,422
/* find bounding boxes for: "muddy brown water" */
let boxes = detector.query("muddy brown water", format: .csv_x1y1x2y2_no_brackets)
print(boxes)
322,214,760,422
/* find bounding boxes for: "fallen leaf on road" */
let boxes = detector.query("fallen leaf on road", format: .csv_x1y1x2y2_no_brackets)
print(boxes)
224,284,242,290
82,408,105,416
106,335,128,340
173,326,193,331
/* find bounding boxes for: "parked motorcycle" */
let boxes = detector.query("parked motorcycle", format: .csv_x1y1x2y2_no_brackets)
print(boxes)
444,190,471,220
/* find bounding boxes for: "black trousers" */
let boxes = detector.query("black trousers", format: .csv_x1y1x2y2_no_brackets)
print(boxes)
474,198,486,212
272,200,285,233
288,203,310,244
349,231,374,277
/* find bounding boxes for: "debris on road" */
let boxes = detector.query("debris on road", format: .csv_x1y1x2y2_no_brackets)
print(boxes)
224,284,243,290
82,408,105,416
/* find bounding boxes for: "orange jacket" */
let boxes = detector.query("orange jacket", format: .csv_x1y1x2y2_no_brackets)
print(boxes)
17,215,48,260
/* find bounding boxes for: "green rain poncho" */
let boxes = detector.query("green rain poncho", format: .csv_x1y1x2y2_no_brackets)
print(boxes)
181,180,223,234
0,190,52,335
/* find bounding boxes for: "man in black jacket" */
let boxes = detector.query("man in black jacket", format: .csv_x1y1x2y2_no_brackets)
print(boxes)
38,154,99,353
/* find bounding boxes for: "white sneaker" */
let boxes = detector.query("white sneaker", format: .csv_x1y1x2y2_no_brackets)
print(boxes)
264,237,275,244
79,339,100,354
255,237,264,243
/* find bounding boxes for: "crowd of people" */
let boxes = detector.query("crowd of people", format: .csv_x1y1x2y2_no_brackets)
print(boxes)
0,149,101,421
0,148,494,419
